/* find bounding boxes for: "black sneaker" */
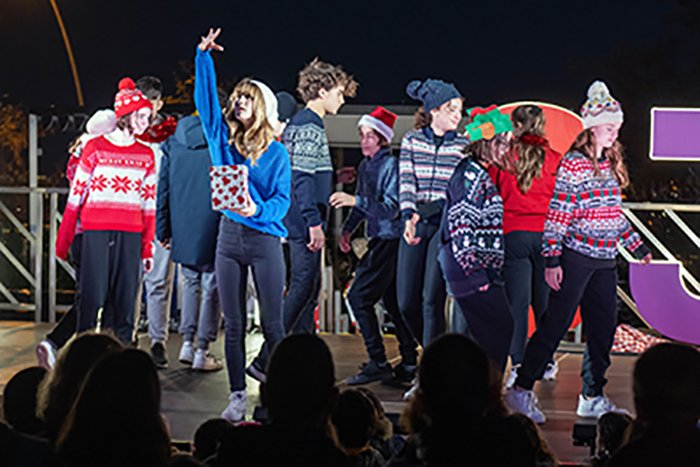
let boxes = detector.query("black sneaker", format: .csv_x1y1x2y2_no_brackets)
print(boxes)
151,342,168,369
382,362,417,388
345,360,392,385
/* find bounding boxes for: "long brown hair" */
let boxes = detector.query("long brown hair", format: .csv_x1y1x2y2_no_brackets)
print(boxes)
225,79,275,164
569,129,629,188
413,106,432,129
507,105,547,194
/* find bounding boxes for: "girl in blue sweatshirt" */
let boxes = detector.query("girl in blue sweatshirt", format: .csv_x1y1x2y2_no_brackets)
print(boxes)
195,28,291,422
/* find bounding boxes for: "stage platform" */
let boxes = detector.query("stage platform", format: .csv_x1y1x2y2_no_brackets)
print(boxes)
0,321,637,465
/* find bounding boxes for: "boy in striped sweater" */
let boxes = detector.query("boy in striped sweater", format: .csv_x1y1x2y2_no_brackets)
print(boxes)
56,78,157,346
506,81,651,424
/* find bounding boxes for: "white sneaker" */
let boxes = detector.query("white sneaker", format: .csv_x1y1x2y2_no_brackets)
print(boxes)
505,365,520,389
505,387,546,424
403,378,419,400
221,390,247,422
179,341,195,364
36,340,57,370
192,349,223,372
543,361,559,381
576,394,628,419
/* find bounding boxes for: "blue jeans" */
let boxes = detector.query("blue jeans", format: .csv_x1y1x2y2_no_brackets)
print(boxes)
179,264,221,350
348,238,418,365
253,237,320,371
216,218,285,392
396,221,446,348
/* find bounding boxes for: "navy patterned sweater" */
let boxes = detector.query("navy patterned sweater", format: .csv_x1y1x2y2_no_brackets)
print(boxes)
282,108,333,239
439,157,504,296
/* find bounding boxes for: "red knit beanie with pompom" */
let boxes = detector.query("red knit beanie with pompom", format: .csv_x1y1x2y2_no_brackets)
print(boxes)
114,77,152,118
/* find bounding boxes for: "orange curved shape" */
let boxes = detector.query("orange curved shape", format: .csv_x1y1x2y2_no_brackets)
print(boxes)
499,102,584,156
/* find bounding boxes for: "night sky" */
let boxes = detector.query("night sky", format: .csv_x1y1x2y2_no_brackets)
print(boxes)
2,0,669,111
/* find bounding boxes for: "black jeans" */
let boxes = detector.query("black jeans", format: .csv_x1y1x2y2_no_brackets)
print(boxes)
453,285,514,373
79,231,142,346
396,221,446,348
348,238,418,365
216,219,285,392
515,248,618,396
47,233,82,349
502,231,551,365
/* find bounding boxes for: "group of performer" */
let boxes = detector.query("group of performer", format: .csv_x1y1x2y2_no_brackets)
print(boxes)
42,27,652,423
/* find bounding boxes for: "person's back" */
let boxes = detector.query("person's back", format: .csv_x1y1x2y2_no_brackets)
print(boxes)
157,114,220,267
610,343,700,467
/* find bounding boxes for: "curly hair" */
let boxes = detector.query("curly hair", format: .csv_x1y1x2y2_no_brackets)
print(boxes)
225,79,275,164
507,105,547,194
297,58,358,103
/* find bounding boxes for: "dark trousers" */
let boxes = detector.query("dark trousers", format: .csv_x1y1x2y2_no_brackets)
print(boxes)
216,219,285,392
515,248,617,396
454,285,514,373
47,234,82,349
396,222,446,348
348,238,418,365
284,237,322,334
253,237,320,371
502,231,551,365
79,231,142,346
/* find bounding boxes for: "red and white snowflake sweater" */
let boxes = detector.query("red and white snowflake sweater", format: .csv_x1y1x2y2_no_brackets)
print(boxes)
56,136,157,260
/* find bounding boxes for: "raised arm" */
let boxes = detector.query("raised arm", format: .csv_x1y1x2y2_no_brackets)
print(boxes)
193,28,232,166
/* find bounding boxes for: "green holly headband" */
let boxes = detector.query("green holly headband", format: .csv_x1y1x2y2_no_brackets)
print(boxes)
464,105,514,142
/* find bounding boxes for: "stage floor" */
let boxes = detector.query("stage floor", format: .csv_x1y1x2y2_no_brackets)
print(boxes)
0,321,637,464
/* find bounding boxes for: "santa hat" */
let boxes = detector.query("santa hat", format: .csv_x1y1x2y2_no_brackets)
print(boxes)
114,78,152,118
250,80,279,127
358,106,397,143
580,80,623,130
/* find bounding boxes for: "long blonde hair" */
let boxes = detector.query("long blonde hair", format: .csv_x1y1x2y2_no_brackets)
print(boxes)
569,129,629,188
507,105,547,194
225,79,275,164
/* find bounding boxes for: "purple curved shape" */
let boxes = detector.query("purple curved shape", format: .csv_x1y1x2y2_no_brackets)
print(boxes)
630,261,700,345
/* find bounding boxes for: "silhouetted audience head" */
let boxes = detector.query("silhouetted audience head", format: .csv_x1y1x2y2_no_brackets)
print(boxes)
633,342,700,424
417,333,490,424
193,418,232,461
3,366,47,436
396,334,536,467
36,332,123,443
596,412,632,460
509,413,558,466
357,387,393,440
56,348,170,467
167,453,202,467
332,389,377,451
262,334,337,426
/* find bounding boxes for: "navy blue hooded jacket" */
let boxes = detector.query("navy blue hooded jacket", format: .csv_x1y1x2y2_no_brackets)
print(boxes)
156,115,220,267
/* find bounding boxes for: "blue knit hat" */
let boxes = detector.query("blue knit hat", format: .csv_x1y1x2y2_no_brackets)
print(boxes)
406,78,462,112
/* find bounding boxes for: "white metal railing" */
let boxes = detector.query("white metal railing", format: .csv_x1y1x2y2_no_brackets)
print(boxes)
0,187,72,322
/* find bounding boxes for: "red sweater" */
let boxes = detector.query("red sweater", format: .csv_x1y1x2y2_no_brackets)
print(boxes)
488,144,562,234
56,136,157,260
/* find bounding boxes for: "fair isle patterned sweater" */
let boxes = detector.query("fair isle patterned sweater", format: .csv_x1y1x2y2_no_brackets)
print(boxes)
542,152,649,267
56,136,157,260
442,157,504,278
282,108,333,239
399,127,469,221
